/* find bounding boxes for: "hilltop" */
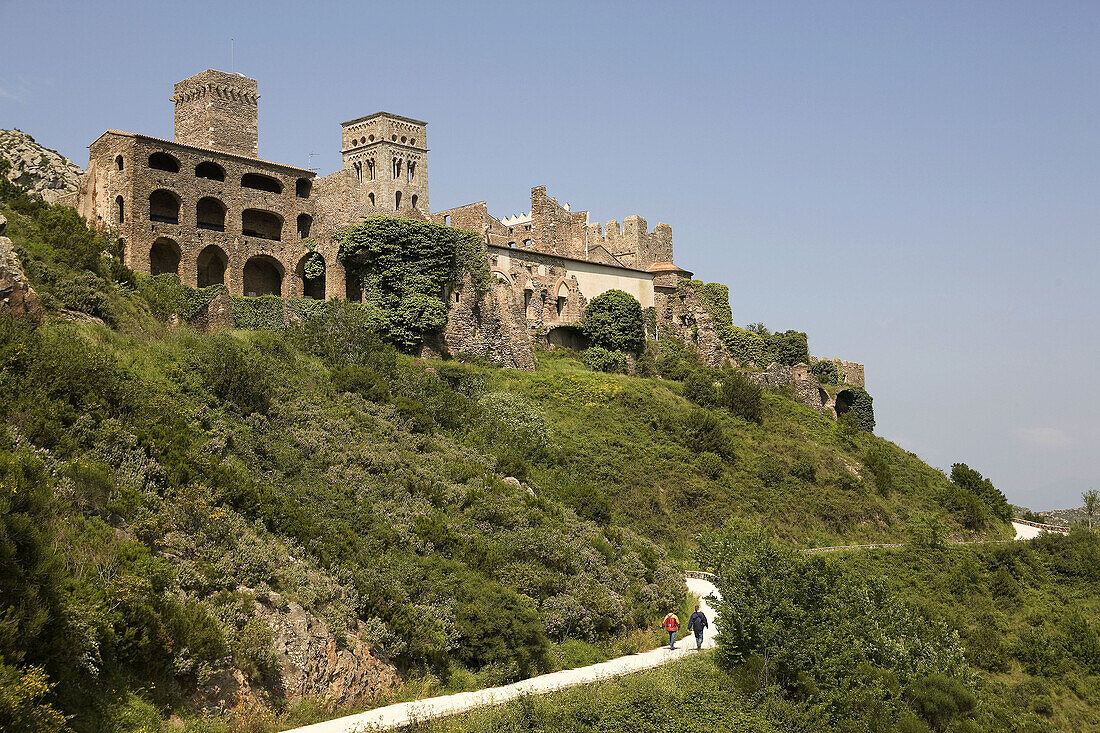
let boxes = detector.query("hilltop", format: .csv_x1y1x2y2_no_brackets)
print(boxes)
0,136,1018,731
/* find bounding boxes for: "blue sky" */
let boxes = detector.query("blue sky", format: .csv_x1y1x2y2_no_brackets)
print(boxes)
1,0,1097,509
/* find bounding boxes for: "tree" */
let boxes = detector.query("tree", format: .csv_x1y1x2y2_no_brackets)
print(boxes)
950,463,1011,524
1084,489,1099,529
579,289,646,354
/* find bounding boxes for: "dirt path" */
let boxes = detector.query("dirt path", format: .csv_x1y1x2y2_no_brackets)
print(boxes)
281,577,720,732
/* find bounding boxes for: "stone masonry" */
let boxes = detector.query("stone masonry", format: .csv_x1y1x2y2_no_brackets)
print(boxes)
65,68,863,393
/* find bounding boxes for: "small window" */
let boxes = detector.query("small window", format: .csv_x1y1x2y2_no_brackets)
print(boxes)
297,213,312,239
296,178,312,198
410,138,416,145
196,161,226,181
395,190,402,209
367,159,375,180
507,241,516,248
443,214,450,226
115,155,124,171
116,195,125,224
148,152,180,173
368,192,375,206
241,172,283,194
407,161,416,182
523,239,532,247
354,161,362,183
401,136,407,143
411,194,418,210
368,134,374,142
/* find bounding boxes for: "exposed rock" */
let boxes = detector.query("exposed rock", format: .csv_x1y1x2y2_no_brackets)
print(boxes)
0,129,83,204
258,597,399,707
0,218,41,320
191,289,234,332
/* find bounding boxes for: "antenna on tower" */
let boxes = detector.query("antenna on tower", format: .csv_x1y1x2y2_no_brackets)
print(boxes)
307,152,318,172
230,38,235,72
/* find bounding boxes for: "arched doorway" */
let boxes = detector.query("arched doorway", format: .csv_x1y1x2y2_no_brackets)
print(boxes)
296,252,326,300
546,326,589,351
835,389,855,417
197,245,229,288
149,237,181,275
243,255,284,297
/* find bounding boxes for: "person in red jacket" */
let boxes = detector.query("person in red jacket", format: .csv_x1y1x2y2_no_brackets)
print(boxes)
661,611,681,650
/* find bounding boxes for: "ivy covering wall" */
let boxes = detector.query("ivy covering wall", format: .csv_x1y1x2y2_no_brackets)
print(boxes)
336,216,490,350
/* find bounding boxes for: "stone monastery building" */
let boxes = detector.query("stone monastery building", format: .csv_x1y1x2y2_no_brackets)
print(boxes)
70,69,702,361
69,69,864,399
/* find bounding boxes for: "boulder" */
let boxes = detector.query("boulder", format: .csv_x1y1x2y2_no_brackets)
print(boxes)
0,217,41,320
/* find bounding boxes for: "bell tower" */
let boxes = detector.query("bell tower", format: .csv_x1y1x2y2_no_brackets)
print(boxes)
340,112,428,214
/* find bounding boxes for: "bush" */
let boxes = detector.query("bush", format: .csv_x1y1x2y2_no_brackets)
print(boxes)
683,410,731,459
332,366,390,402
718,368,762,423
697,452,724,480
137,274,223,321
790,458,816,483
844,387,876,433
579,289,646,354
682,369,718,406
950,463,1011,523
655,339,701,380
391,396,435,433
811,359,840,385
863,448,894,497
0,664,70,732
906,673,977,731
582,346,628,374
198,336,273,414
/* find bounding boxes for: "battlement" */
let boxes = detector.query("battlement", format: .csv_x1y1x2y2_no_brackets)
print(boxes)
172,69,259,158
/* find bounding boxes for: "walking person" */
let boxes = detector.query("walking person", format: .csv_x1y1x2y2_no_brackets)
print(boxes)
662,610,681,650
687,604,709,650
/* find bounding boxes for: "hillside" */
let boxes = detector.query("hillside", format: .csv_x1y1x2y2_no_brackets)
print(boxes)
0,149,1016,731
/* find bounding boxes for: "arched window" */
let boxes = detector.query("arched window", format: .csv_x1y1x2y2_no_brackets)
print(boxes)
393,158,402,180
353,161,363,183
443,214,450,226
197,244,229,288
196,161,226,181
148,189,180,224
407,161,416,182
148,152,180,172
368,192,375,206
297,213,313,239
297,252,326,300
243,255,284,297
196,197,227,231
241,209,283,240
523,239,532,248
116,195,125,224
367,159,375,180
411,194,418,210
296,178,311,198
241,172,283,194
395,191,402,209
115,155,124,171
149,237,181,275
507,241,516,248
556,281,569,317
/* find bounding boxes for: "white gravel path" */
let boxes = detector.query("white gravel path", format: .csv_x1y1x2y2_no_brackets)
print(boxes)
281,577,720,733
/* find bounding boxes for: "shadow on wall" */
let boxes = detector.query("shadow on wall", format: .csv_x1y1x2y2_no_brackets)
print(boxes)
546,326,589,351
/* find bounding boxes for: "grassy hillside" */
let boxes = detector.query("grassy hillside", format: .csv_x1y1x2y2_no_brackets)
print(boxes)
0,182,1013,731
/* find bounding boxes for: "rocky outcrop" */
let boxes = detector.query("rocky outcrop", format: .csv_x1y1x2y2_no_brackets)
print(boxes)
0,129,83,204
0,214,41,319
197,596,399,714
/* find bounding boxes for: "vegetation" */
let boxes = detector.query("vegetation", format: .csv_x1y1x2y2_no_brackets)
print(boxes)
579,289,645,355
335,216,490,349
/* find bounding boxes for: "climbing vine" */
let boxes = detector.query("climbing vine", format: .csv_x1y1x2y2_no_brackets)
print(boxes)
302,251,325,281
336,216,490,350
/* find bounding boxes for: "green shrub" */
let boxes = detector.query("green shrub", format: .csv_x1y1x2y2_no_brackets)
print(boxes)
232,617,278,682
718,368,762,423
697,452,723,480
906,673,977,731
844,387,876,432
682,369,718,406
580,290,646,354
391,396,435,433
720,326,766,366
582,346,628,374
863,448,894,497
950,463,1011,523
679,280,733,330
52,272,115,323
136,274,224,321
790,458,816,483
230,295,285,330
683,410,731,459
812,359,840,385
0,664,70,733
197,336,272,414
331,366,390,402
654,338,701,380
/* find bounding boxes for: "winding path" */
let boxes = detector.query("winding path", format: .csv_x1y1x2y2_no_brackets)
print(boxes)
281,521,1059,732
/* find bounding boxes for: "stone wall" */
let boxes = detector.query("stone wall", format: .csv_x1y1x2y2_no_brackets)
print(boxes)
654,285,729,367
438,274,535,369
340,112,429,215
0,214,41,320
809,356,866,388
173,70,259,158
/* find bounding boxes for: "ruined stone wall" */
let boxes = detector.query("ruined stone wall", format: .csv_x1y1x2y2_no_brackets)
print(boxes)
654,285,729,367
438,274,535,369
173,70,259,158
809,356,866,388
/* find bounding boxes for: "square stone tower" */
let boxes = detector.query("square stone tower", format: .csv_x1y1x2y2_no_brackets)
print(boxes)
341,112,428,213
172,69,260,158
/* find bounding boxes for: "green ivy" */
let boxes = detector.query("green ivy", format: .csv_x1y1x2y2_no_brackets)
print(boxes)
302,252,325,281
679,280,733,331
336,216,490,350
843,386,876,433
230,296,284,330
136,274,224,321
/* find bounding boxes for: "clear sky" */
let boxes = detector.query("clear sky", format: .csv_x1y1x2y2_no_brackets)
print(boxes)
1,0,1096,510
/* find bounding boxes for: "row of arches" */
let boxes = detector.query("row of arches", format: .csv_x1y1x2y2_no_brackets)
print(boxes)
489,271,572,322
140,151,311,198
147,239,327,299
142,190,311,241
